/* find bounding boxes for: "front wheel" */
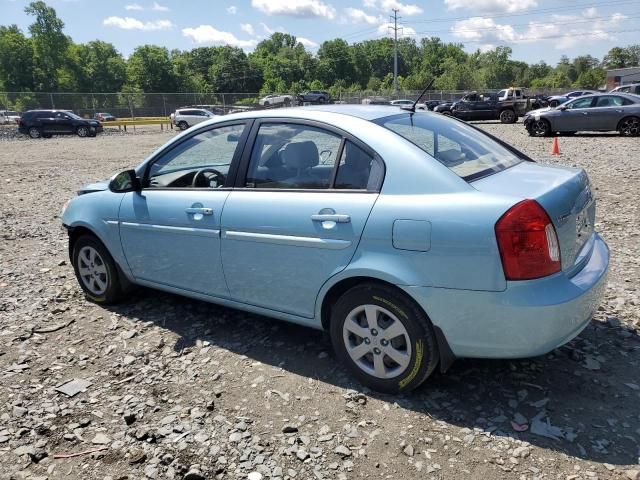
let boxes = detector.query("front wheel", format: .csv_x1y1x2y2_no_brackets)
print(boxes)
330,283,439,394
499,109,516,124
529,118,551,137
72,235,127,304
618,116,640,136
178,121,189,130
77,126,89,137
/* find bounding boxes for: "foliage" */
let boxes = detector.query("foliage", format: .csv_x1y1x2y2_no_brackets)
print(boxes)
1,2,639,97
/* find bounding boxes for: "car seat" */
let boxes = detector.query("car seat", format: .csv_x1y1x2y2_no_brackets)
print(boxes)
335,143,371,189
281,141,320,187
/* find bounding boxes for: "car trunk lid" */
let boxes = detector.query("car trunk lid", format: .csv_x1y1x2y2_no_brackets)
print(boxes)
472,162,595,274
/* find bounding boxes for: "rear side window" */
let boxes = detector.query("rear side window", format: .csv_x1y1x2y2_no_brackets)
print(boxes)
376,113,522,181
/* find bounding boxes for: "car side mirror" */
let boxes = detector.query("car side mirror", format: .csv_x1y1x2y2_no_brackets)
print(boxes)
109,169,141,193
558,105,567,111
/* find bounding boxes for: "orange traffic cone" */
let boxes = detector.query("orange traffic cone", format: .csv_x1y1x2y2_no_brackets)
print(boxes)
551,137,560,155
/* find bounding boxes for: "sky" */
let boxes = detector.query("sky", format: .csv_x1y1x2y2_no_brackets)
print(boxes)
2,0,639,64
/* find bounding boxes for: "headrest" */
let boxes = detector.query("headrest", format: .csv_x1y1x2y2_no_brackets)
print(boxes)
281,141,319,170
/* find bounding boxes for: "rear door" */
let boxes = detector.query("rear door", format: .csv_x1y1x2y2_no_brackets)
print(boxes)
118,121,251,297
589,95,629,131
220,119,383,318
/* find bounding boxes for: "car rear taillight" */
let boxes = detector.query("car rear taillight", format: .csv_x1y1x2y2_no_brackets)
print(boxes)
495,199,561,280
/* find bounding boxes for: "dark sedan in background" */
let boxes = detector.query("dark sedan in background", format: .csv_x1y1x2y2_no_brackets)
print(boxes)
524,93,640,136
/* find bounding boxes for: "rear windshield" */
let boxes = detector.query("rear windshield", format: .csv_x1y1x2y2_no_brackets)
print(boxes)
374,113,523,181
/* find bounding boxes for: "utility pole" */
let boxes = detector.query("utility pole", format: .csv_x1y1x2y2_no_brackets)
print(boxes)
389,9,401,95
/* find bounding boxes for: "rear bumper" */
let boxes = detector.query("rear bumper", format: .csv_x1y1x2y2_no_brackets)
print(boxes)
403,233,609,359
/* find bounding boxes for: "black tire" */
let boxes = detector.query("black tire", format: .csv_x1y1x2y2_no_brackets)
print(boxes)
618,116,640,137
529,118,551,137
28,127,42,139
318,97,327,104
499,109,517,124
77,126,89,137
263,101,270,107
72,234,128,304
178,121,189,130
442,111,452,116
284,98,291,106
329,283,439,394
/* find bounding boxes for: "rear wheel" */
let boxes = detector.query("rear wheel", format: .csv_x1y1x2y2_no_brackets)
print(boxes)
318,97,327,104
263,101,270,107
178,121,189,130
442,111,452,116
330,283,439,394
530,118,551,137
77,126,89,137
284,98,291,106
618,116,640,136
72,235,127,304
499,109,516,124
28,127,42,139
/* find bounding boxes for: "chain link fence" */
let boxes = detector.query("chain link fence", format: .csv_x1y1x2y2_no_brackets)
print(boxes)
0,89,569,118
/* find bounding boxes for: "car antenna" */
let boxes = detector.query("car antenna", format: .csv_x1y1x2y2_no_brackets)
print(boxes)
402,78,435,113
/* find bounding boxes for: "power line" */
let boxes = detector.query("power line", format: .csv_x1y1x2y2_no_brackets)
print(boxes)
390,9,401,94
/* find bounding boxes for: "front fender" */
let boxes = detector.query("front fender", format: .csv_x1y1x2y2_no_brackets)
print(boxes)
62,191,131,279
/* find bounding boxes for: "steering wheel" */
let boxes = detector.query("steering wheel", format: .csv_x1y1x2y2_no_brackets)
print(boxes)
192,168,225,188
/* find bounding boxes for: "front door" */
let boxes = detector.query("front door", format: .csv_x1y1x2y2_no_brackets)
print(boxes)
119,122,249,297
221,121,382,318
54,112,75,134
555,96,595,132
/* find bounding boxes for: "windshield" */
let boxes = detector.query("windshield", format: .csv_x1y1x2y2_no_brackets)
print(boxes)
65,111,82,119
375,113,523,181
5,111,19,116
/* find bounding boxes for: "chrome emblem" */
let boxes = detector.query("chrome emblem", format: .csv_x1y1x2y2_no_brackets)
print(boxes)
576,209,591,240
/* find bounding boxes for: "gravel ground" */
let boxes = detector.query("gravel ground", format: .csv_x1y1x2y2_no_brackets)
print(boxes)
1,122,639,480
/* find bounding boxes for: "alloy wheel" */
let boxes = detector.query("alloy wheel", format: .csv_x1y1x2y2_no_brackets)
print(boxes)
532,119,549,136
620,117,640,136
342,304,412,379
28,127,41,139
77,246,109,295
77,126,89,137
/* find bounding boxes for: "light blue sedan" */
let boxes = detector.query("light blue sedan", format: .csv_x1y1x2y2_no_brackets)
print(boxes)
61,106,609,393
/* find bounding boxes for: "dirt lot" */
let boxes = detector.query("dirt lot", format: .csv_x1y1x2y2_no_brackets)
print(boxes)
1,122,639,480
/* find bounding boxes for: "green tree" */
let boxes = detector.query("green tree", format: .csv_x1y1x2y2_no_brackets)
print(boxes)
25,1,69,91
70,41,126,92
0,25,34,91
126,45,176,92
317,39,356,87
208,46,262,93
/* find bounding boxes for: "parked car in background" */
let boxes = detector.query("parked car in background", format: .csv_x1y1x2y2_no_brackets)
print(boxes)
0,110,20,125
451,91,521,123
259,94,294,107
362,96,391,105
524,93,640,136
610,83,640,96
417,100,444,111
61,105,608,393
171,108,217,130
94,112,116,122
546,90,597,108
390,99,414,106
433,102,454,115
297,90,331,104
18,110,102,138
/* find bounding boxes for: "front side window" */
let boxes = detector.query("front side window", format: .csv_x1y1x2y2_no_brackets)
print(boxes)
245,123,342,189
567,97,595,109
147,124,245,188
376,113,522,181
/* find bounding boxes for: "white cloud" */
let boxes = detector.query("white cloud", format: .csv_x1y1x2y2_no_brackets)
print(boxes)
363,0,376,7
241,23,255,35
377,22,416,37
251,0,336,20
344,7,378,24
103,16,173,31
450,9,628,49
152,2,170,12
445,0,537,14
182,25,258,48
227,5,238,14
260,22,287,35
125,3,143,11
297,36,318,48
379,0,422,16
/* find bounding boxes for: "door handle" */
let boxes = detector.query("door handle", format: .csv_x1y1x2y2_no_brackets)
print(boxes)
616,109,623,113
311,214,351,223
581,112,589,115
185,207,213,215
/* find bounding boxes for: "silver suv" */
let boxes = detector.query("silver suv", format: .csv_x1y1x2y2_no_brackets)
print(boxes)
171,108,217,130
